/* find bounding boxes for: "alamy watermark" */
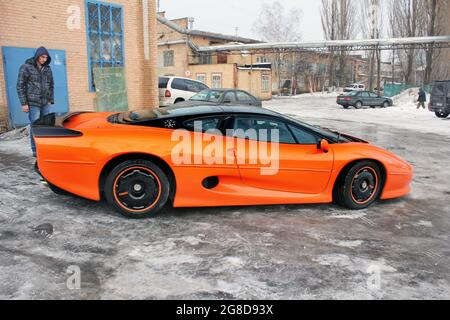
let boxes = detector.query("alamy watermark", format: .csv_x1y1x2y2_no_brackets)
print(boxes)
171,121,281,176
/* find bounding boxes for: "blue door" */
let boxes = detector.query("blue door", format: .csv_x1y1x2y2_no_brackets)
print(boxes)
2,46,69,128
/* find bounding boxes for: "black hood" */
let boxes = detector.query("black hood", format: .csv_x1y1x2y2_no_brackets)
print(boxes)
27,46,51,67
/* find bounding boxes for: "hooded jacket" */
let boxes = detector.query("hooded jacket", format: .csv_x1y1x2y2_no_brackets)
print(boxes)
418,90,427,102
16,46,54,107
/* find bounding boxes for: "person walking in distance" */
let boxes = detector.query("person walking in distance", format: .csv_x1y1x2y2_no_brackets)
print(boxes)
17,46,54,157
417,88,427,110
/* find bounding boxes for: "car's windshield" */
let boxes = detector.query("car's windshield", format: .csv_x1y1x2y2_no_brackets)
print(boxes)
190,90,223,102
281,114,351,143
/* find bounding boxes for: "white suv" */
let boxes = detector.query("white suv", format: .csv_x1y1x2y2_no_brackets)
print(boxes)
159,76,209,107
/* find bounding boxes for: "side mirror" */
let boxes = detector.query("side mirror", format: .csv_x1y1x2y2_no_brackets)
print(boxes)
319,139,329,153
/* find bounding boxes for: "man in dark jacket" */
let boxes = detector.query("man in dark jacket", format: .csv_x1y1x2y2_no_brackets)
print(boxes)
17,46,54,157
417,88,426,109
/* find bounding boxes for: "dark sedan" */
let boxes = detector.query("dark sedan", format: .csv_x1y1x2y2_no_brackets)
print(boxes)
337,91,393,109
173,89,262,108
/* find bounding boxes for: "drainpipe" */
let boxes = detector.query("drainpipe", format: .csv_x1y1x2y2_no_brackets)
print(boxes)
142,0,150,61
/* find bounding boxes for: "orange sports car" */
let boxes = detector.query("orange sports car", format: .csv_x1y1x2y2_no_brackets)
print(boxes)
32,106,413,218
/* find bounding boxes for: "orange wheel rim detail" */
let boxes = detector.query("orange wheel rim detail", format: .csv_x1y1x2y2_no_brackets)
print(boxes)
112,166,162,213
350,166,379,205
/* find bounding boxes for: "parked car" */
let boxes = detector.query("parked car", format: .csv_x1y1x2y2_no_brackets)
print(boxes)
32,107,412,218
174,89,262,107
344,83,365,92
337,91,393,109
428,80,450,118
159,76,209,107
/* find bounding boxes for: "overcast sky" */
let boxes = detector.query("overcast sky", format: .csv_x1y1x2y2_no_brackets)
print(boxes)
158,0,324,41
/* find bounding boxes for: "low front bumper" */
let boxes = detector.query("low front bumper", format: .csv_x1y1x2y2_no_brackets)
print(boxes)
380,169,413,200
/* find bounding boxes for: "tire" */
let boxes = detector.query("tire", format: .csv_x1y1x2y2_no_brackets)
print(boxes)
355,101,363,109
104,160,170,219
335,161,383,210
382,101,389,108
174,98,185,104
343,105,349,109
435,110,450,118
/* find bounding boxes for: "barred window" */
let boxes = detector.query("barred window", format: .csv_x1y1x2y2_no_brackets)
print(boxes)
86,1,124,91
196,73,206,84
211,74,222,88
262,74,270,92
163,50,174,67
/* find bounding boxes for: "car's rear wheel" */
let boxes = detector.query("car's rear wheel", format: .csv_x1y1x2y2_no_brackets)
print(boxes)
335,161,383,210
435,110,450,118
343,105,349,109
174,98,185,104
104,160,170,218
355,101,363,109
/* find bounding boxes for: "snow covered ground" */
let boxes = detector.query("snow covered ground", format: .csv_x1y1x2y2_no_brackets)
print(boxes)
265,89,450,136
0,92,449,300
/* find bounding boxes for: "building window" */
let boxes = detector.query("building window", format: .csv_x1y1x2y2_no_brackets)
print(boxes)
257,56,269,63
262,74,270,92
211,73,222,88
196,73,206,84
86,1,124,91
163,50,174,67
199,53,212,64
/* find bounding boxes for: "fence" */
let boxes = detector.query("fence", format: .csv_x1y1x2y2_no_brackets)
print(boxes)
383,83,434,97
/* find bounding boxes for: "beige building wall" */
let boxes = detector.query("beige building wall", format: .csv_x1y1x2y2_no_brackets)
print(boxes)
189,64,236,89
0,0,158,131
238,70,272,100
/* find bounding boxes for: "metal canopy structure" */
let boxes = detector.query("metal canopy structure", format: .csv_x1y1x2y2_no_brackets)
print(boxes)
197,36,450,53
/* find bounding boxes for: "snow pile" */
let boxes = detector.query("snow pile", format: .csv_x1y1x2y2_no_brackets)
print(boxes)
392,88,420,108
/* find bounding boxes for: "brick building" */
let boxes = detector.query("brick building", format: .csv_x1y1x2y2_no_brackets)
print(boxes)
157,13,272,101
0,0,159,131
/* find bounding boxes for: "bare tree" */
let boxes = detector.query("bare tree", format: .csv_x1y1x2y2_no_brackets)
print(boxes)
388,0,427,84
360,0,383,91
252,1,303,95
321,0,357,88
423,0,442,83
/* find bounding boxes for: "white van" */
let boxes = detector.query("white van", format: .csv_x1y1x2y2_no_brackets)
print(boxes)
344,83,365,92
159,76,209,107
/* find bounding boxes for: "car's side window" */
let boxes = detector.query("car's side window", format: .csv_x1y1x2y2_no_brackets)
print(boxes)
172,78,187,91
361,92,370,98
232,117,295,144
236,91,252,102
369,92,378,98
185,80,199,92
184,117,223,134
223,92,236,103
288,125,319,145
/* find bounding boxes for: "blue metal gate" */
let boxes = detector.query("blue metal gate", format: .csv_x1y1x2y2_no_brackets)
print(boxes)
2,46,69,128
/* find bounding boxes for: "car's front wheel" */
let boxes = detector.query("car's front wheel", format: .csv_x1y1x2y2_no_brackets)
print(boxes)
335,161,383,210
382,101,389,108
104,160,170,218
435,110,450,118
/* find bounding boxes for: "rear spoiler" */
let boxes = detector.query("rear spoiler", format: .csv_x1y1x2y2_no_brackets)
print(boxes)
31,112,92,138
